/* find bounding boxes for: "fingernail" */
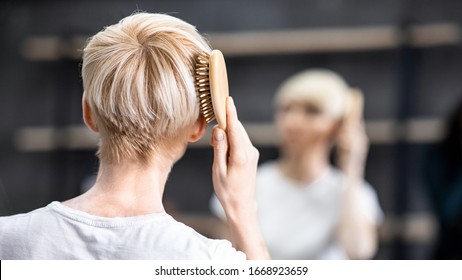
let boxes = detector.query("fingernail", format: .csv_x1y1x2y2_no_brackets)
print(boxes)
215,130,224,141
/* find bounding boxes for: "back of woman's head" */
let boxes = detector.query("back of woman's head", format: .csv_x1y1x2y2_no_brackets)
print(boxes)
82,13,211,163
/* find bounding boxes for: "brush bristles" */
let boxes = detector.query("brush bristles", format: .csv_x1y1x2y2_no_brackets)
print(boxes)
195,52,215,123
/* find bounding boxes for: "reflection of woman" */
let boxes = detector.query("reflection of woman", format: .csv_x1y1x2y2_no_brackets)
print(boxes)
424,100,462,259
0,13,269,259
212,70,382,259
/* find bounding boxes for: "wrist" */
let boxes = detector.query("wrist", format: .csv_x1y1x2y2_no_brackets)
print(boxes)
224,201,258,225
225,210,270,260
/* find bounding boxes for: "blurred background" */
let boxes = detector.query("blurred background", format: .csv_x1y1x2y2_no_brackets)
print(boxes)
1,0,462,259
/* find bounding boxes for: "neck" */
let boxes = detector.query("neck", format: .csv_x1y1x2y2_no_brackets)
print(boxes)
279,142,331,184
64,157,173,217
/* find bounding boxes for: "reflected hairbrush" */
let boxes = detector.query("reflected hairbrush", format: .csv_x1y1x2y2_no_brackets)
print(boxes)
195,50,229,130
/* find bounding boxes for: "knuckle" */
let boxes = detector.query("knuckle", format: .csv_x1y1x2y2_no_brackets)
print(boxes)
252,147,260,160
232,146,259,166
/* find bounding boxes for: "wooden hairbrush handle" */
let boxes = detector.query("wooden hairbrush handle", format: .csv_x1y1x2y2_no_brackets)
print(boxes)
209,50,229,130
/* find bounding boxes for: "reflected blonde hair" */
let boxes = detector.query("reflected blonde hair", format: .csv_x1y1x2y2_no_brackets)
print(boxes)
275,69,350,119
82,13,211,163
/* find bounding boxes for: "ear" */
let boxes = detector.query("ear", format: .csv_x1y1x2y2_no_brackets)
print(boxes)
82,92,99,133
188,115,207,143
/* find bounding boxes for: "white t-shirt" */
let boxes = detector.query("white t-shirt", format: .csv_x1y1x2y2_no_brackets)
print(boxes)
0,201,245,260
211,161,383,260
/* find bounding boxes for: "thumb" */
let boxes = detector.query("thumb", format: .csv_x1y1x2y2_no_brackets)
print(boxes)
212,126,228,177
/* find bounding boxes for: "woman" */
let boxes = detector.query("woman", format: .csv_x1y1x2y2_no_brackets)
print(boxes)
211,69,382,259
0,13,269,260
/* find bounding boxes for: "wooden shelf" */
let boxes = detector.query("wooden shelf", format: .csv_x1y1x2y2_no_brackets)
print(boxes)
14,118,444,151
21,22,461,61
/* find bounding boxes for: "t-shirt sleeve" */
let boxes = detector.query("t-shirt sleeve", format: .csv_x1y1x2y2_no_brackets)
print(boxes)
358,181,384,225
210,239,247,260
0,215,32,259
209,194,227,221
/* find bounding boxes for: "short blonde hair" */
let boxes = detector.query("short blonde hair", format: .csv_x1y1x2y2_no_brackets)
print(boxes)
275,69,350,119
82,13,211,163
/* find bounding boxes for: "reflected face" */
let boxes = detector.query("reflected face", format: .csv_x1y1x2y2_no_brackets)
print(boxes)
275,102,338,151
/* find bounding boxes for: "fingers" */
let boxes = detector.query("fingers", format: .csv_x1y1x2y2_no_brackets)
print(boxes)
226,97,252,152
209,124,220,147
226,96,239,136
212,126,228,177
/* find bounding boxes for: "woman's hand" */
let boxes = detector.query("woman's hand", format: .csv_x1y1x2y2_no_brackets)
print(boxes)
336,121,369,180
211,97,259,219
211,96,270,260
336,119,378,259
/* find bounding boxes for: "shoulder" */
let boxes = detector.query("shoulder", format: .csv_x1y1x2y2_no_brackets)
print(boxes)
0,203,57,259
0,203,55,227
1,204,245,260
160,217,245,259
0,202,64,238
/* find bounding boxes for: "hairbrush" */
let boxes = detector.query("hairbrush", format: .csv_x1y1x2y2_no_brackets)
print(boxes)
195,49,229,130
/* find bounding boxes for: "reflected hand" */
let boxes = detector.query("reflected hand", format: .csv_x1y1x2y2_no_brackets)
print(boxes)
336,121,369,180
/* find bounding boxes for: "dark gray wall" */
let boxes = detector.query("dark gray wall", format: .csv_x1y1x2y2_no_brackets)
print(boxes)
1,0,462,259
